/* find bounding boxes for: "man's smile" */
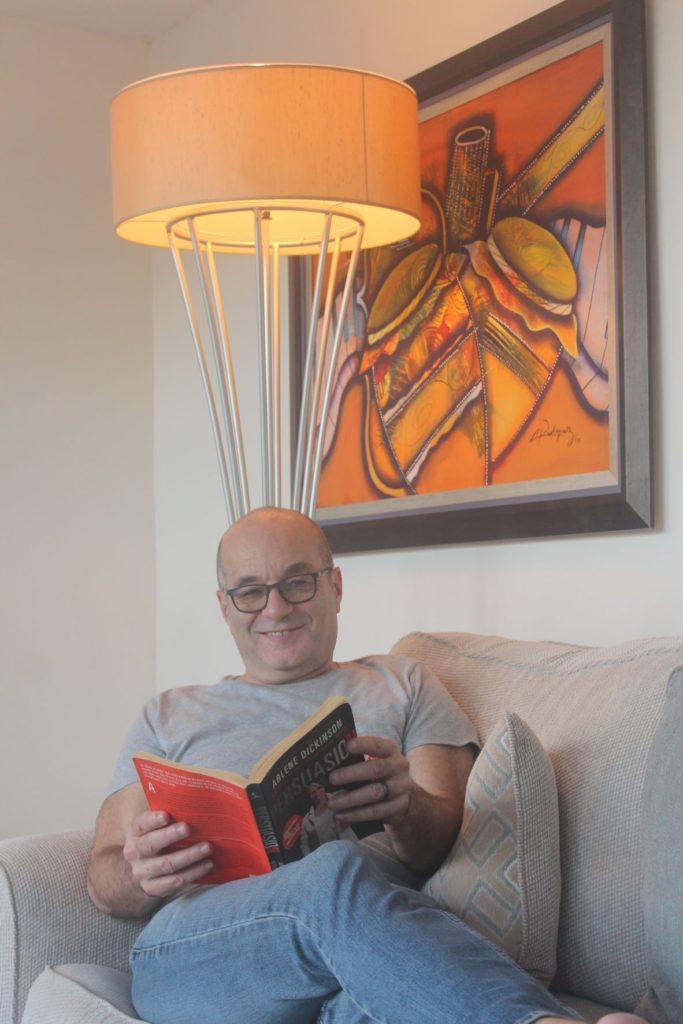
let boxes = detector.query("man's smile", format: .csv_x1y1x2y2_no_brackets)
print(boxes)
257,625,305,638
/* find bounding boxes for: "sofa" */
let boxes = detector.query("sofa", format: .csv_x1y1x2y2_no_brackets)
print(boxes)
2,631,682,1024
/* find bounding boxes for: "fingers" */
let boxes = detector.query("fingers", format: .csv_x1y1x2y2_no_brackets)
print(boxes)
328,777,411,824
331,757,398,785
124,818,192,860
329,778,408,811
124,809,213,898
130,809,170,837
333,792,410,826
329,737,407,788
346,735,395,758
128,839,214,896
139,851,215,898
328,735,413,827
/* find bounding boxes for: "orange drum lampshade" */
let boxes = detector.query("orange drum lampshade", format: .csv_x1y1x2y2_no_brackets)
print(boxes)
110,63,421,254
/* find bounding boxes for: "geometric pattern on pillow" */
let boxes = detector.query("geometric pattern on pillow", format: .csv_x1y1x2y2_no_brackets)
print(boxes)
423,712,560,987
457,728,522,942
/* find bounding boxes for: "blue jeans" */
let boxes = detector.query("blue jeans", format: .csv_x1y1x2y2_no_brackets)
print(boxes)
131,841,583,1024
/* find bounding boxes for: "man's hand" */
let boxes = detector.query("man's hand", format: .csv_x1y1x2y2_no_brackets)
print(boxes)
327,738,475,875
326,736,413,827
87,783,215,919
123,809,214,898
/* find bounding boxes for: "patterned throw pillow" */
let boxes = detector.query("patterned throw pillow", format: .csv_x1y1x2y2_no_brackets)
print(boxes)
422,712,560,986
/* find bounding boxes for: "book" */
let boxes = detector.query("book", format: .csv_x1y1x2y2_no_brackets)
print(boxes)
133,696,383,885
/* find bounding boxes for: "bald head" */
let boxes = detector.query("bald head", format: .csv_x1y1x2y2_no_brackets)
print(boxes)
217,507,332,590
215,506,342,685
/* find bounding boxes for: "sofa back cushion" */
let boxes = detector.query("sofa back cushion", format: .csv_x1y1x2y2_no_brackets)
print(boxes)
390,632,683,1012
635,666,683,1024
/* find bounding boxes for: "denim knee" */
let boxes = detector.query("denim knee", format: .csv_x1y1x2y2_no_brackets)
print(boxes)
306,839,366,872
302,840,371,894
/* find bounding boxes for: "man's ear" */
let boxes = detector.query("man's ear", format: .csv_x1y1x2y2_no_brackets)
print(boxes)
331,566,342,611
216,589,231,624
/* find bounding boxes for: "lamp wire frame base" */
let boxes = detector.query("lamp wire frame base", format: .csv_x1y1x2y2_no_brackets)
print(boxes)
167,208,364,525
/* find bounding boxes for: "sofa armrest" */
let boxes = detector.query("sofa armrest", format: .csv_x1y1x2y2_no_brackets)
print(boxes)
0,829,144,1024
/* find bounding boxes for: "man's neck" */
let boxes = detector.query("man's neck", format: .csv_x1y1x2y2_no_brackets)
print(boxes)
239,659,339,686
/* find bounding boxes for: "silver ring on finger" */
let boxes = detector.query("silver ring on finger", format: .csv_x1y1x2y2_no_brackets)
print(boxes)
378,781,390,802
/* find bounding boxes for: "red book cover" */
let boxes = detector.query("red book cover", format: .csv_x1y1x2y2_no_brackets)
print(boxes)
133,756,272,884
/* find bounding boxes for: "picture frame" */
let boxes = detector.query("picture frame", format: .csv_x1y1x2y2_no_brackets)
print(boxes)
289,0,652,554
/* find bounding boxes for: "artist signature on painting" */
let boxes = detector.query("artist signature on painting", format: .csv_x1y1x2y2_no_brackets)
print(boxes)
528,420,581,447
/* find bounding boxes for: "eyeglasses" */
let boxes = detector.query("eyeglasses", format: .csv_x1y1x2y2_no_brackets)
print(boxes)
222,567,334,613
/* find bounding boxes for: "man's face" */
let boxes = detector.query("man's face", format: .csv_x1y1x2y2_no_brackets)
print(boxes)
216,514,342,685
309,783,327,809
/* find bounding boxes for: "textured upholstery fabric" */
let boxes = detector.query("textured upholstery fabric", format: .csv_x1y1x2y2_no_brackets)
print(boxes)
19,968,619,1024
391,632,683,1013
21,965,139,1023
0,830,144,1024
635,667,683,1024
556,992,622,1023
423,712,560,986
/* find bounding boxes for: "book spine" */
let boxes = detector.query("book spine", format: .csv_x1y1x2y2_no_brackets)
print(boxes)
246,785,284,870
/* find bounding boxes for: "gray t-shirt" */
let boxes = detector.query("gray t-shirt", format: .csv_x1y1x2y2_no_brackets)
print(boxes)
107,654,478,887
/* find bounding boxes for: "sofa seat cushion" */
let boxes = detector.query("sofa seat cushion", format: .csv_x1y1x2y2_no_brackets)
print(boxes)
392,631,683,1013
21,964,140,1024
21,964,623,1024
424,712,560,986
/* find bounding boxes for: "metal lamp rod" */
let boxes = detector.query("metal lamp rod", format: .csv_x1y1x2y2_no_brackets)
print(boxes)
292,213,332,510
167,227,237,523
306,224,364,517
188,221,247,518
299,235,341,514
272,243,281,508
205,242,250,517
254,210,275,506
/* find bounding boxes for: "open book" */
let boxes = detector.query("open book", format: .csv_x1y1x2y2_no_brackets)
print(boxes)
133,696,382,884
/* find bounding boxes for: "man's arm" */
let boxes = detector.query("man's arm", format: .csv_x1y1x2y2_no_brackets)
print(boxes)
384,743,475,874
328,738,476,876
87,782,214,920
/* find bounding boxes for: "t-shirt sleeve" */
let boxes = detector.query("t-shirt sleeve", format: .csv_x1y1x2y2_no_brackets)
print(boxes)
104,697,164,799
402,660,479,752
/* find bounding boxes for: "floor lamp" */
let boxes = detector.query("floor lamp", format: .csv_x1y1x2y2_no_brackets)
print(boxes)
110,64,421,524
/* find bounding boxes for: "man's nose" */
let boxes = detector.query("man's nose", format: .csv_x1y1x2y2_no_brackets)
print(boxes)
261,584,292,618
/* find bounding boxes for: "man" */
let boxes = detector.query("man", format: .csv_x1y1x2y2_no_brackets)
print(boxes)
88,508,643,1024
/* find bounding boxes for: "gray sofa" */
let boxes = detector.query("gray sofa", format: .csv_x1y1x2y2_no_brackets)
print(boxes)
2,632,682,1024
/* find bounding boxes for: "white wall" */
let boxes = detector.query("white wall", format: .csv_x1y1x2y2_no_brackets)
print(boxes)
150,0,682,692
0,18,155,837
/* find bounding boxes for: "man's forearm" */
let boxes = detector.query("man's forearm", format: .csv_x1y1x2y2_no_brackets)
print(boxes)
385,785,461,875
87,847,162,920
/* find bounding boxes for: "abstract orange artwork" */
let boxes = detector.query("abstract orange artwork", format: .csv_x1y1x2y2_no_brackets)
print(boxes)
292,1,651,551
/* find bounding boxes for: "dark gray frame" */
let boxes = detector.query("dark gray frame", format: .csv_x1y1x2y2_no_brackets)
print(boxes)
290,0,652,554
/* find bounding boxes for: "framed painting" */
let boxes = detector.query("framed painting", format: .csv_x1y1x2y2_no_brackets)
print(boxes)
289,0,652,553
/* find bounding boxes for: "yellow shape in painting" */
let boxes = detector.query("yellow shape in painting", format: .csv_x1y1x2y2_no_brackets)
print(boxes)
362,376,410,497
481,348,545,464
386,332,481,476
492,217,578,305
367,243,443,346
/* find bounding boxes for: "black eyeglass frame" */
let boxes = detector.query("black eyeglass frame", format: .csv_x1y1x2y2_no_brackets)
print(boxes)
222,566,334,613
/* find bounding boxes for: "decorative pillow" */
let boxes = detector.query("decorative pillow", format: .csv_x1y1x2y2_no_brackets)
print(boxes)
422,712,560,986
21,965,139,1024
